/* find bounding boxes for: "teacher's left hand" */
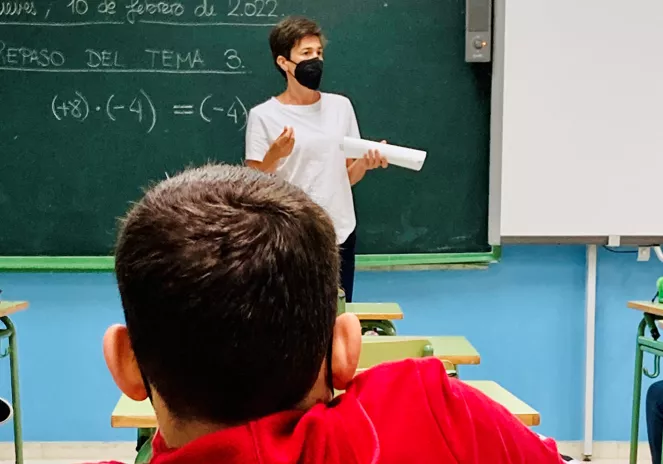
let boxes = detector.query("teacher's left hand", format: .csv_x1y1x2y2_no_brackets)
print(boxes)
362,140,389,170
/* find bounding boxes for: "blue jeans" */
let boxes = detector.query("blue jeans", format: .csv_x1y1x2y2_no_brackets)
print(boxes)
647,381,663,464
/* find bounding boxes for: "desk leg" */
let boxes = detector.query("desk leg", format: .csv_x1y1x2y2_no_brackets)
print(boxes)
0,317,23,464
136,428,155,452
135,429,154,464
630,319,647,464
442,360,458,378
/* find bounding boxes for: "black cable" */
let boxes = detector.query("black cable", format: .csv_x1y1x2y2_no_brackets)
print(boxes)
602,246,637,254
650,291,661,340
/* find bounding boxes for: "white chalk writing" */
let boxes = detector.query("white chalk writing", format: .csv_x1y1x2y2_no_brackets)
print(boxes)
0,0,289,25
125,0,184,25
67,0,89,15
97,0,116,14
51,90,247,132
0,42,246,74
0,1,37,17
228,0,278,18
86,49,125,68
194,0,215,17
0,41,65,68
144,48,204,70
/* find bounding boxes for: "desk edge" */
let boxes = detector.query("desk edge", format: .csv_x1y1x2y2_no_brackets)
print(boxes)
0,301,29,317
356,313,404,321
111,415,157,429
628,301,663,315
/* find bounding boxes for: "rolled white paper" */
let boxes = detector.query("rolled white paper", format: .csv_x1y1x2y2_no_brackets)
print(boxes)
341,137,427,172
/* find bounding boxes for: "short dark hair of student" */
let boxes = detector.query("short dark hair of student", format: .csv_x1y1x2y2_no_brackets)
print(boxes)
115,164,339,424
269,16,325,78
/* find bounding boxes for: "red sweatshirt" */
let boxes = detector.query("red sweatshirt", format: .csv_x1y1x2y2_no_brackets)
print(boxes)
94,358,563,464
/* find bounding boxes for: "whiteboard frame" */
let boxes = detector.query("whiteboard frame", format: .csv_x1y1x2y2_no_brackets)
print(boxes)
488,0,663,246
487,0,505,245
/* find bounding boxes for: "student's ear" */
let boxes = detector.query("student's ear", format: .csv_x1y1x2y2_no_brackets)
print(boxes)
276,55,290,75
331,313,362,390
103,324,148,402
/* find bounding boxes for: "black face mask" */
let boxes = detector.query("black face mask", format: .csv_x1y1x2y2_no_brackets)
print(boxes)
290,58,324,91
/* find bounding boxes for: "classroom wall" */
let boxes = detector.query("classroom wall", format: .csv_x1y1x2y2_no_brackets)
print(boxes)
0,245,659,442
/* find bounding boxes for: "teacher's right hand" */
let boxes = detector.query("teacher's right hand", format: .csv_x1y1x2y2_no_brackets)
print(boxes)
267,126,295,160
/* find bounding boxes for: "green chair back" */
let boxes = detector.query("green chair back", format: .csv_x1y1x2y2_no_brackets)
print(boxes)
358,338,434,370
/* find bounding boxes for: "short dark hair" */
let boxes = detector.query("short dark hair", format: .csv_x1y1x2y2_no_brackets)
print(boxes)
115,164,339,424
269,16,324,78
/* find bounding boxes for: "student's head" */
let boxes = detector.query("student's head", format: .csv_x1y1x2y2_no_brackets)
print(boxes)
270,16,326,84
104,164,361,434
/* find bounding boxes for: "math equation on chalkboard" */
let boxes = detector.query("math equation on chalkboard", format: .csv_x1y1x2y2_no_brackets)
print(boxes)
50,90,248,133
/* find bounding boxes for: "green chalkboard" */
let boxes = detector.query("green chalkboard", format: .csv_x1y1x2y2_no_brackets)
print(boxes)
0,0,491,259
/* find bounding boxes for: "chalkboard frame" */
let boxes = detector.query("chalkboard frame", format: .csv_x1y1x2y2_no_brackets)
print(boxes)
0,0,506,268
0,247,501,272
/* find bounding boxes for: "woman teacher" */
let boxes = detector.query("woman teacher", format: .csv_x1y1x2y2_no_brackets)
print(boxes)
245,16,388,302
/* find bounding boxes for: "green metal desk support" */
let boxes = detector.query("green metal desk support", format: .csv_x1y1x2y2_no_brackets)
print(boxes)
0,302,27,464
360,320,397,336
628,301,663,464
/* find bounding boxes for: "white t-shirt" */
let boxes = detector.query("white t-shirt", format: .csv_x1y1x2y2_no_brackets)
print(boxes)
245,93,360,244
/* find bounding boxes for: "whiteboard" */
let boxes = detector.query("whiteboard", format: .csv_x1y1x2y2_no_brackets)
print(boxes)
499,0,663,238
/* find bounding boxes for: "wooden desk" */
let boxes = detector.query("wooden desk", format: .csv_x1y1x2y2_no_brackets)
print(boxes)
112,396,157,429
465,381,540,427
347,303,403,336
629,300,663,317
346,303,403,321
0,301,27,464
112,380,537,429
0,302,28,318
627,300,663,464
362,336,480,366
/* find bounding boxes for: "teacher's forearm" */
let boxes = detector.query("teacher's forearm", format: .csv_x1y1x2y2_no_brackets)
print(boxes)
247,149,281,173
347,161,367,186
